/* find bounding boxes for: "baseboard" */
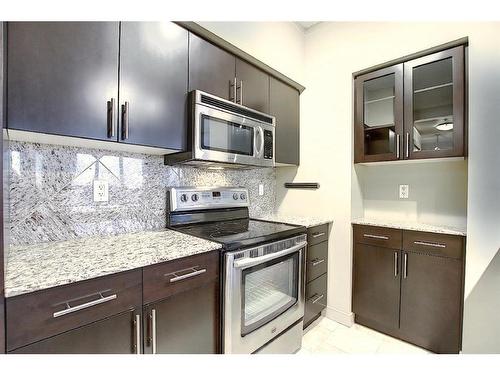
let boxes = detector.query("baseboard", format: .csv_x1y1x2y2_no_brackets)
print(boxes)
325,306,354,327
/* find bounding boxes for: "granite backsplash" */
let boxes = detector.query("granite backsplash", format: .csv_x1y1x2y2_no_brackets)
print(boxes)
8,141,276,246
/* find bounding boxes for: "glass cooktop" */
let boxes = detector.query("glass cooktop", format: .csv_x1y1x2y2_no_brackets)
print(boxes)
173,218,306,251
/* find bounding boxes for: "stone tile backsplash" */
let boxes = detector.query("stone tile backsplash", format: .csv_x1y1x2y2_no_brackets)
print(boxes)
8,141,276,246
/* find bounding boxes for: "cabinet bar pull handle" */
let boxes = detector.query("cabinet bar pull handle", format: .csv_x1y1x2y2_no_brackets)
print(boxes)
229,77,237,103
236,80,243,104
166,267,207,283
310,294,325,304
396,134,400,158
121,101,129,140
53,293,117,318
312,232,326,238
151,309,157,354
311,258,325,267
134,314,141,354
363,234,389,240
394,252,398,277
107,98,116,138
414,240,446,248
405,132,410,158
403,253,408,279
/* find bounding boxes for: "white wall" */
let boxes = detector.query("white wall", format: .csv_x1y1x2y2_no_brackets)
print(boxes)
355,160,468,229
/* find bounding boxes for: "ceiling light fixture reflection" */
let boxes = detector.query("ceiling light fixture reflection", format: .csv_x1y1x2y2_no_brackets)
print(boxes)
208,166,225,170
435,121,454,131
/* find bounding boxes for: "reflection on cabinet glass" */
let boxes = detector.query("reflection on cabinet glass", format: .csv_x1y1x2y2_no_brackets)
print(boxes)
412,58,454,152
364,74,396,155
404,46,465,159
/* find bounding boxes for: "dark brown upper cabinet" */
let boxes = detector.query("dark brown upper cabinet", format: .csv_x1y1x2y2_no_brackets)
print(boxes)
404,46,465,160
188,33,236,101
270,77,300,165
119,22,188,150
354,44,466,164
354,65,404,163
7,22,120,141
235,58,270,113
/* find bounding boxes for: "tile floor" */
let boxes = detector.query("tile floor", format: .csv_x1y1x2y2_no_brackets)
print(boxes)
297,317,430,354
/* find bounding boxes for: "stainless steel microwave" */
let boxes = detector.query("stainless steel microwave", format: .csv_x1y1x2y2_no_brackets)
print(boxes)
165,90,275,168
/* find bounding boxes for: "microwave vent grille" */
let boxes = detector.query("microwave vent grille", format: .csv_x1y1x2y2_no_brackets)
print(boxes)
200,94,274,125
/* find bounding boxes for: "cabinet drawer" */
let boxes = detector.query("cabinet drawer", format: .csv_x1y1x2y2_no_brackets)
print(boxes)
6,269,142,351
306,241,328,283
307,224,329,246
304,274,327,326
403,230,465,260
143,251,219,304
353,224,402,249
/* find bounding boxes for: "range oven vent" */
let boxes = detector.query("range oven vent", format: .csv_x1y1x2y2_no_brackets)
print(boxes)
200,94,274,125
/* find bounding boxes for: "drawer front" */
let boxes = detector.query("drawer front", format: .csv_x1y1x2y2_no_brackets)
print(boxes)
143,251,219,304
403,230,465,260
353,224,402,249
307,224,329,246
6,269,142,351
304,273,328,326
306,241,328,283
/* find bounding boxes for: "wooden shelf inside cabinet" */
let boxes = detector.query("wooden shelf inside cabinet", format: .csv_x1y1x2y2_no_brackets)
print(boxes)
364,124,395,131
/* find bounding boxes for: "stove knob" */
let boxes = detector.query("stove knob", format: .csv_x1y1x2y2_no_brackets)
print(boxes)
180,194,188,203
191,193,199,202
240,193,246,200
233,193,239,200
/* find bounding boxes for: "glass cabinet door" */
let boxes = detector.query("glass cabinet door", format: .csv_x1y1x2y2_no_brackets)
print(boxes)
354,64,403,163
404,46,465,159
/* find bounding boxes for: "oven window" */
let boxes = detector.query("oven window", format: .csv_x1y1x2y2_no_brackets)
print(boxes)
201,115,254,156
241,252,299,336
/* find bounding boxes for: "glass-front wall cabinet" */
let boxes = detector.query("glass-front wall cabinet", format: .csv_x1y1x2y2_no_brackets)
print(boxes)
354,44,465,164
404,46,465,159
354,65,403,163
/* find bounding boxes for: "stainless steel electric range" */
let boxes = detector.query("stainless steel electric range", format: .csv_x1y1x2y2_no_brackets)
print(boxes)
167,187,307,354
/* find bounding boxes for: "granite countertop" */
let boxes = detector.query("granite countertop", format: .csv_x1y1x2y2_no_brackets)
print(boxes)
351,218,467,236
5,229,222,298
255,214,332,228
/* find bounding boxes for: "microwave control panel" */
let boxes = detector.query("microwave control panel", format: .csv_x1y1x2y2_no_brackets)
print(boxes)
264,130,273,160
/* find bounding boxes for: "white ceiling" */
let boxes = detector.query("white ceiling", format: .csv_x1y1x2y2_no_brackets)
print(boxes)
295,21,320,31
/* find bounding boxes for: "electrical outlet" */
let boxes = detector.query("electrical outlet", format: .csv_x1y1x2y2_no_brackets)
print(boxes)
93,180,109,202
399,184,409,199
258,184,264,196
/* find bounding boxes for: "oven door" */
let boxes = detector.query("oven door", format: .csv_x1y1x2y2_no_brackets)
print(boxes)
223,239,306,354
193,104,274,167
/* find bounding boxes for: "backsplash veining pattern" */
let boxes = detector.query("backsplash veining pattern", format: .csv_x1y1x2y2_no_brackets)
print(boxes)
9,141,276,246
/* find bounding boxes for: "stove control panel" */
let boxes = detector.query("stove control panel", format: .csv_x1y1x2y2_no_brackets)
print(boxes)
169,187,250,212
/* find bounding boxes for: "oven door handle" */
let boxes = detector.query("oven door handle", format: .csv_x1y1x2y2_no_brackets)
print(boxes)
233,241,307,269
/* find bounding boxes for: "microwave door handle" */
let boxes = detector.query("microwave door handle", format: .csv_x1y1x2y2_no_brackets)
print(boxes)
254,127,264,157
233,241,307,269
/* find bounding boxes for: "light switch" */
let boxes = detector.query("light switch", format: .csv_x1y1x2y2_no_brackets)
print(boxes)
93,180,109,202
399,184,409,199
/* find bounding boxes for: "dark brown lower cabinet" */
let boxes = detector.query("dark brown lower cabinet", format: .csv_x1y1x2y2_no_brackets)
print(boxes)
143,280,219,354
353,244,401,330
400,251,463,354
304,223,330,328
352,224,465,353
10,310,140,354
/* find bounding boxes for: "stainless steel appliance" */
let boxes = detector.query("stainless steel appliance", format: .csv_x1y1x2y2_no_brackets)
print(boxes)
167,187,306,354
164,91,275,168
